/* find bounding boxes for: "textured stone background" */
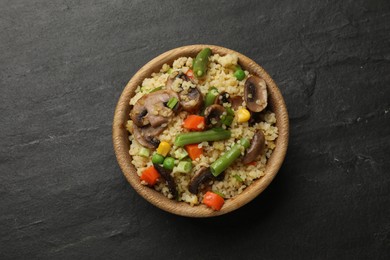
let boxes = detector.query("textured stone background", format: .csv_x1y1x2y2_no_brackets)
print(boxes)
1,0,389,259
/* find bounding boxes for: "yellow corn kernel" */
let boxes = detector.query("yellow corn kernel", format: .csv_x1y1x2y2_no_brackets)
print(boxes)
156,141,171,156
236,108,251,123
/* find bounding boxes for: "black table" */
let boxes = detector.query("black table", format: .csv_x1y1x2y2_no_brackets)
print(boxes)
1,0,389,259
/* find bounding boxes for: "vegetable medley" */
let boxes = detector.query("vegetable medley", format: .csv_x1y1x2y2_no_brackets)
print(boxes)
127,48,277,211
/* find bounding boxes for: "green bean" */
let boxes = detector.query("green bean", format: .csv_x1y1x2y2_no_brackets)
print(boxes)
221,107,234,126
193,48,212,78
210,138,250,177
225,107,234,116
212,190,225,198
167,97,178,109
174,147,188,160
176,161,192,173
233,174,243,182
139,147,150,158
149,86,163,93
204,87,219,107
174,128,231,147
221,115,234,126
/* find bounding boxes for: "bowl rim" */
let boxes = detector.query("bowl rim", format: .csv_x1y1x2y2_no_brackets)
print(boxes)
113,44,289,217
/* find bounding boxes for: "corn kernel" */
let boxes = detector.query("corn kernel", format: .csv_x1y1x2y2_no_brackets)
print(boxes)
157,141,171,156
236,108,251,123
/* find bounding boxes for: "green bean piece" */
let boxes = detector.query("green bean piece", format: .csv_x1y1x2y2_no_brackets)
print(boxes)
174,128,231,147
233,174,243,182
174,148,188,160
139,147,150,158
210,138,250,177
225,107,234,116
240,138,250,149
213,190,225,198
152,153,165,164
163,157,175,170
149,86,163,93
167,97,178,109
221,115,234,126
193,48,212,78
204,87,219,107
176,161,192,173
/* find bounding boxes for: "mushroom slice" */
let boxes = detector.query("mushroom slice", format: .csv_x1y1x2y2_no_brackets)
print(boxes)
166,71,196,89
130,90,178,128
143,90,178,127
214,93,243,110
214,91,230,105
242,130,266,164
132,124,164,149
244,76,267,112
204,104,225,127
179,87,203,113
165,71,179,89
248,111,266,126
131,96,149,127
230,95,243,110
166,71,202,113
189,167,213,194
153,164,178,198
189,167,226,194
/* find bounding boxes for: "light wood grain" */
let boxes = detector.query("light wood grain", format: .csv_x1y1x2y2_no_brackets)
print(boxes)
112,45,289,217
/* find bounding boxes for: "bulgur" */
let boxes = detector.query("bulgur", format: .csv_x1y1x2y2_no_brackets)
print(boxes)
126,51,278,207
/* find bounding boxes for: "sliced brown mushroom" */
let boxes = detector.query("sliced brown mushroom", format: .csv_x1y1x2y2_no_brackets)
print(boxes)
166,71,195,89
189,167,213,194
130,97,149,127
244,76,267,112
130,90,179,128
165,71,203,113
242,130,266,164
248,111,266,126
230,95,243,110
214,92,243,110
204,104,225,127
178,86,203,113
165,71,179,89
153,163,178,198
188,167,225,194
214,91,230,105
132,124,164,149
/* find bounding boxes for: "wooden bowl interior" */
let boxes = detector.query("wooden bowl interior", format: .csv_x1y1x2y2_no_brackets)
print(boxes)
113,45,289,217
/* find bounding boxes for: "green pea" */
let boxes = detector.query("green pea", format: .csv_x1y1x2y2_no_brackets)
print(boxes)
234,69,246,81
163,157,175,170
152,153,165,164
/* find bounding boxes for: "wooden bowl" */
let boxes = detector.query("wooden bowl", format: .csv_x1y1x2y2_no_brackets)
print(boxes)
113,44,289,217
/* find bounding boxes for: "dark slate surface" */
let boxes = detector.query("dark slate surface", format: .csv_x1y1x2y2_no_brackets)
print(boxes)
1,0,389,259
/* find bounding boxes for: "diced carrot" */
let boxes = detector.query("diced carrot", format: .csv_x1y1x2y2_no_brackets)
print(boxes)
183,115,205,131
246,161,257,166
185,69,194,80
140,166,160,186
185,144,203,160
203,191,225,211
